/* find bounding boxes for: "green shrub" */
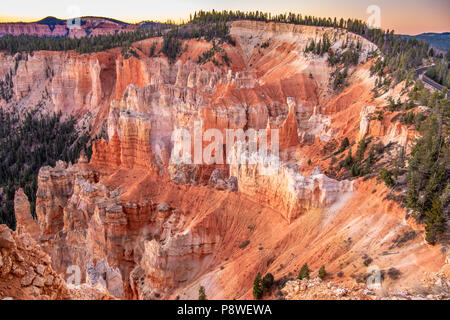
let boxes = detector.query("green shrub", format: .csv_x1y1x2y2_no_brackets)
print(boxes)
261,41,270,48
339,137,350,152
262,273,274,290
424,198,445,245
377,111,383,121
297,263,311,280
355,139,367,162
379,168,394,187
351,163,360,177
198,286,207,300
363,257,373,266
318,265,327,280
343,149,353,167
239,240,250,249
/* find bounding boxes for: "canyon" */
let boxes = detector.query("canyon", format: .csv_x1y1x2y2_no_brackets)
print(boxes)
0,20,448,300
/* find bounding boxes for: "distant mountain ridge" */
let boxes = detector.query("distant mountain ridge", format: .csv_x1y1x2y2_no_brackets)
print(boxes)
36,16,133,26
401,32,450,52
36,16,67,26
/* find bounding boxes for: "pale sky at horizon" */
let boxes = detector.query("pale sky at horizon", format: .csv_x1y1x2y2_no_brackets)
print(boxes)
0,0,449,35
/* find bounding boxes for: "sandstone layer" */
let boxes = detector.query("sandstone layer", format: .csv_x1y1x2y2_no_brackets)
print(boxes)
0,17,146,39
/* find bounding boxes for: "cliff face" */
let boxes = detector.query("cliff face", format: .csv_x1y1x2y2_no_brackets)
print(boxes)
0,50,117,139
231,159,354,222
92,108,155,169
2,20,446,300
36,161,74,236
0,17,141,39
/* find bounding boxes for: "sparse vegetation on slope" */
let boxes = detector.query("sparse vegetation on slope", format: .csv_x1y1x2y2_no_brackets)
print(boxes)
0,26,168,55
161,28,182,62
0,109,92,230
425,56,450,88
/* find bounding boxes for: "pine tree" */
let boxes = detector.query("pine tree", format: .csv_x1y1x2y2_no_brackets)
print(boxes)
318,265,327,280
406,158,419,211
297,263,311,280
379,168,394,187
0,110,90,228
262,273,274,290
339,137,350,152
253,273,263,299
351,163,360,177
424,198,445,245
344,149,353,167
355,139,366,162
198,286,207,300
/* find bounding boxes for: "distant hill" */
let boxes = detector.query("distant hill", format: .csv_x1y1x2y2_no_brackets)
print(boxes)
401,32,450,52
36,16,67,26
36,16,132,26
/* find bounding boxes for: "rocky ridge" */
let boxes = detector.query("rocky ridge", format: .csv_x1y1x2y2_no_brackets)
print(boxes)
0,17,148,39
0,224,114,300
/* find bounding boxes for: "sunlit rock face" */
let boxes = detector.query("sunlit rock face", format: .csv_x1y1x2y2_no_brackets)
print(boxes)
231,153,354,222
36,161,74,237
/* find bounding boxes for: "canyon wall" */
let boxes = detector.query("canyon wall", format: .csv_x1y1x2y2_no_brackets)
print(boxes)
0,17,142,39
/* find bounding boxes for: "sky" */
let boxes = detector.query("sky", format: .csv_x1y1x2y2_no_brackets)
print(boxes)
0,0,449,35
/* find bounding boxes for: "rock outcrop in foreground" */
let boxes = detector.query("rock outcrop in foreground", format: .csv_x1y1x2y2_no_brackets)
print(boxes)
281,267,450,300
0,225,114,300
